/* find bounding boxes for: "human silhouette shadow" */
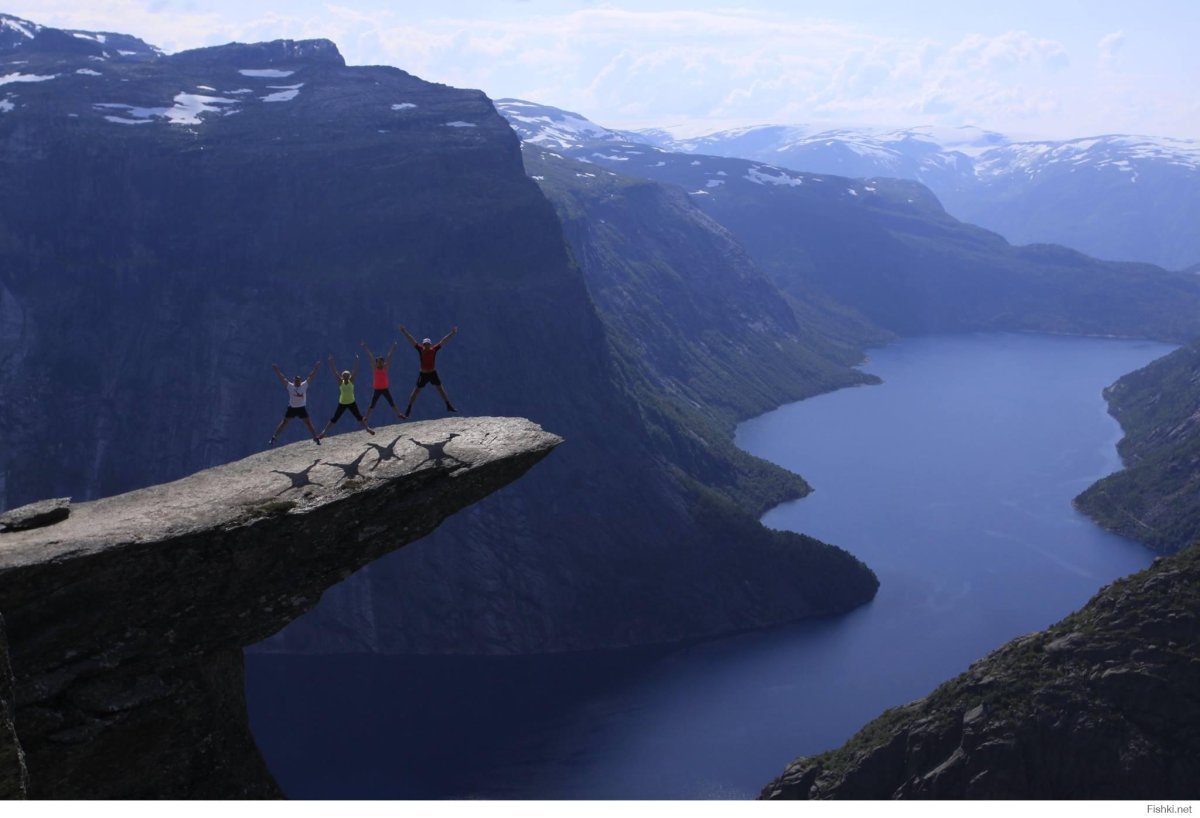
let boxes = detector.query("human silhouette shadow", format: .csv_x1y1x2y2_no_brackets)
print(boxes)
408,433,467,469
366,434,405,471
271,460,323,494
325,450,370,481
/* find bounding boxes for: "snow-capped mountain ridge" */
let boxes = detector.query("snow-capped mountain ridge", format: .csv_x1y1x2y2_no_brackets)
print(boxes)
497,102,1198,268
1,11,160,58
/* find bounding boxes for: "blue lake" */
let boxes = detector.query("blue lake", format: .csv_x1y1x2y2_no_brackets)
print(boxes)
245,333,1172,799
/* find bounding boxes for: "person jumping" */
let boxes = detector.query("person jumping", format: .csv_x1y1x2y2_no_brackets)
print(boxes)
318,353,376,438
360,338,405,423
269,361,322,446
398,324,458,416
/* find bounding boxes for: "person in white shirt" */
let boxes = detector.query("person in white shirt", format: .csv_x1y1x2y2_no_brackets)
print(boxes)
269,361,322,446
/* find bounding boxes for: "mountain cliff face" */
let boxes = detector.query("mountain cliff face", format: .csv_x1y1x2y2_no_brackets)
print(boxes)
0,417,560,798
0,15,878,656
0,614,27,799
761,543,1200,800
519,144,887,517
500,100,1200,342
1076,340,1200,553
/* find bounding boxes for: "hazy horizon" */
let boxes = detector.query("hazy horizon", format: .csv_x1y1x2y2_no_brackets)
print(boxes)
7,0,1199,142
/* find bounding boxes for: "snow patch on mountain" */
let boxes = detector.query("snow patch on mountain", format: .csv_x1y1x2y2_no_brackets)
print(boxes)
496,98,626,150
746,167,803,187
238,69,294,78
0,72,57,86
95,92,238,125
391,102,416,110
1,15,38,39
262,83,302,102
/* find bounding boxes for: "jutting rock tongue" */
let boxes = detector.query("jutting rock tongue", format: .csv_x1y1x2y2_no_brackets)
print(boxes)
0,417,561,798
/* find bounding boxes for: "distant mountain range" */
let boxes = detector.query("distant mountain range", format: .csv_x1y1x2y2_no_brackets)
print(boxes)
503,100,1200,270
498,99,1200,342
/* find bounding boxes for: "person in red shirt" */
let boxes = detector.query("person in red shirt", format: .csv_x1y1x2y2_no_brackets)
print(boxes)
398,324,458,416
360,338,405,423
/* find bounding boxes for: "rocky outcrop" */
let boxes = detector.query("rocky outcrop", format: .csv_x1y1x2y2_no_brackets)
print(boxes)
761,543,1200,800
1,13,879,657
0,417,560,798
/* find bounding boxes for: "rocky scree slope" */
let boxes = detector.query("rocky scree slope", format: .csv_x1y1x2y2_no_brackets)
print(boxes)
761,542,1200,799
0,417,560,798
0,16,877,655
1076,339,1200,553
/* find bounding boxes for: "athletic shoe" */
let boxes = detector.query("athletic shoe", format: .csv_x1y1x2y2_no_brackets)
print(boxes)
268,438,276,447
446,404,458,412
313,437,322,445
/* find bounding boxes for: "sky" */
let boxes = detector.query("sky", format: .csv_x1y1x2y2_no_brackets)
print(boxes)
8,0,1200,139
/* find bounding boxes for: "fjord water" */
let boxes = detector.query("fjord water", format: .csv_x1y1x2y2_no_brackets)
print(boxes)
245,333,1170,799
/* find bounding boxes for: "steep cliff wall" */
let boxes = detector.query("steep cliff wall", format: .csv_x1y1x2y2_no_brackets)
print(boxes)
761,543,1200,800
0,417,560,798
1076,340,1200,553
0,614,27,799
1,18,878,655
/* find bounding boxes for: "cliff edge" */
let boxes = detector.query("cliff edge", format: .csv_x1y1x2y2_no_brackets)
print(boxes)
0,417,560,799
761,542,1200,799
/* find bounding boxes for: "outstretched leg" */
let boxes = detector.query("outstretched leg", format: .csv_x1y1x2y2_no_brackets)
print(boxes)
319,404,348,439
404,385,423,417
348,402,375,435
381,388,405,420
302,416,322,444
434,383,457,412
269,417,290,446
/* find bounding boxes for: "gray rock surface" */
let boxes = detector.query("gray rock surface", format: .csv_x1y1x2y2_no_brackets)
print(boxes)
0,416,559,798
760,544,1200,800
0,499,70,533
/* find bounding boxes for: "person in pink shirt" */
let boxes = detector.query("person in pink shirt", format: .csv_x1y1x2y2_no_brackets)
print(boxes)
360,339,405,423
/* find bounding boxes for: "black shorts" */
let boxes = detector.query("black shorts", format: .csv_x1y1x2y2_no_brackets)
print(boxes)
330,402,364,423
416,370,441,387
284,406,309,419
370,388,396,408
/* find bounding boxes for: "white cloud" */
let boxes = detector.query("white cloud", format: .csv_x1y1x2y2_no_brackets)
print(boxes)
4,3,1193,138
1098,30,1125,70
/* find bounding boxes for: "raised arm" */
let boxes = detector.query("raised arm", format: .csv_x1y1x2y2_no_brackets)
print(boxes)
271,363,289,387
360,339,376,361
327,354,339,380
437,326,459,347
397,325,419,348
385,340,398,365
307,360,321,383
350,353,361,381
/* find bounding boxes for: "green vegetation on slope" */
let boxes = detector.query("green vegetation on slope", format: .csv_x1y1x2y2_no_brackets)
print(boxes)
523,144,881,605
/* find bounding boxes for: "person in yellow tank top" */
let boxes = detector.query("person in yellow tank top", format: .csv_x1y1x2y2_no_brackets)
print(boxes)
318,353,376,439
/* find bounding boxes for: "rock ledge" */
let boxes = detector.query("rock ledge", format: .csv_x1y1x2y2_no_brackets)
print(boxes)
0,416,560,798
